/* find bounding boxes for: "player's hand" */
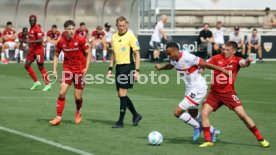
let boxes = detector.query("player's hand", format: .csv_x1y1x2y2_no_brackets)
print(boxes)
198,67,204,73
82,68,88,75
246,57,253,63
155,64,161,70
134,71,139,81
36,55,41,63
107,70,112,78
53,70,57,78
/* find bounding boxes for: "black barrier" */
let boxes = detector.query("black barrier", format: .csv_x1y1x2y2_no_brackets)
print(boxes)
138,35,276,59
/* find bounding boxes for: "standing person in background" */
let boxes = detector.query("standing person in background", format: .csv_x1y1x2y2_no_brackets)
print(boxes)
107,16,142,128
25,15,51,91
263,7,276,29
150,15,168,62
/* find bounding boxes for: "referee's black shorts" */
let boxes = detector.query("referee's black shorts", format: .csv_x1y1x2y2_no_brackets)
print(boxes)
115,64,135,90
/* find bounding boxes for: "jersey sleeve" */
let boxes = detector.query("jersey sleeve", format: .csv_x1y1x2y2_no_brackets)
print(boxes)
208,55,218,65
80,37,89,51
46,31,51,37
35,27,44,39
56,40,62,54
91,31,96,37
129,33,140,52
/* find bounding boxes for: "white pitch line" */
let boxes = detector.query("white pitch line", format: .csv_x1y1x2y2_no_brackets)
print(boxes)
0,126,93,155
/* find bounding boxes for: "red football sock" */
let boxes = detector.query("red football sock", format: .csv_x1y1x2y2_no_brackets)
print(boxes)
57,97,65,117
76,98,83,112
25,65,38,82
250,125,263,141
38,66,49,85
203,127,212,142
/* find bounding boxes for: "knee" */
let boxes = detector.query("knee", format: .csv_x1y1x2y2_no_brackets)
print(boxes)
201,109,209,118
24,64,30,70
238,112,248,120
59,93,66,98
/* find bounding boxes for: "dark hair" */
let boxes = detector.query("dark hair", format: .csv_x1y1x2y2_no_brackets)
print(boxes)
203,23,209,26
64,20,75,28
52,24,57,28
22,27,28,32
252,28,257,32
116,16,128,24
225,41,238,50
96,26,102,30
166,42,179,50
7,21,12,25
80,22,85,26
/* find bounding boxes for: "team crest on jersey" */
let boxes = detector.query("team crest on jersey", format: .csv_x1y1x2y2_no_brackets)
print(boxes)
263,42,272,53
74,42,79,46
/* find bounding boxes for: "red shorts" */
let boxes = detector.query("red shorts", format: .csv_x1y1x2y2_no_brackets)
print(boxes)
204,91,242,111
61,71,85,90
26,48,44,64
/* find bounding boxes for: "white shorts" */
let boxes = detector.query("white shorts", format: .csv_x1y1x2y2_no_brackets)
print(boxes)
178,87,207,110
5,42,17,50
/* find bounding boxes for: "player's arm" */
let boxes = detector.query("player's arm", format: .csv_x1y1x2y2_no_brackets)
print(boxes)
133,50,140,80
155,63,174,70
159,28,167,40
82,48,91,75
200,60,229,76
239,57,252,68
107,50,115,77
53,52,59,78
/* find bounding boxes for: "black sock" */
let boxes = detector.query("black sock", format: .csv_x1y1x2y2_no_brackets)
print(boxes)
118,96,127,124
126,96,138,117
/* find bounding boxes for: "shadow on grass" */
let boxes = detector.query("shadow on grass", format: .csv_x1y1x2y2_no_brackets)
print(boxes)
215,139,260,147
35,118,75,125
86,118,115,126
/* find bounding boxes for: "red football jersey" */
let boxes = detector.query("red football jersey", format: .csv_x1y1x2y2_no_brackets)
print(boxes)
3,29,16,42
47,30,60,40
208,54,243,93
28,24,44,50
76,28,89,38
91,30,105,40
18,32,28,43
56,34,89,73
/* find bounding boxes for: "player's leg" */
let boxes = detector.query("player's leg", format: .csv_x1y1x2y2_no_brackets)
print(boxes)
152,42,160,62
102,39,107,62
49,82,71,125
25,53,40,90
59,50,64,61
247,44,252,56
257,46,263,62
45,43,52,61
36,52,51,91
233,106,269,147
91,41,97,61
112,88,128,128
14,43,20,61
74,88,83,124
1,44,6,63
4,43,10,60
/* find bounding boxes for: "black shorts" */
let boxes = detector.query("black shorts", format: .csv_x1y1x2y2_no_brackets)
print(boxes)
115,64,135,90
152,41,161,50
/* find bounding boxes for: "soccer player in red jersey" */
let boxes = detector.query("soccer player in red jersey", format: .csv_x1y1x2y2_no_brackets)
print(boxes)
91,26,107,62
199,41,269,148
46,25,61,62
49,20,91,125
2,21,19,63
15,27,28,62
76,22,89,41
25,15,51,91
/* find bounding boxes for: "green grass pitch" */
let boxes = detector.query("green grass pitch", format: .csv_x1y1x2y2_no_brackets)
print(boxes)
0,62,275,155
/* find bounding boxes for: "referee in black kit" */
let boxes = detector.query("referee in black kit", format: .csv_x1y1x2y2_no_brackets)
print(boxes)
107,16,142,128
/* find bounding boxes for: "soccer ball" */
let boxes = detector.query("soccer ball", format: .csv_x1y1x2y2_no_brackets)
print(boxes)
148,131,163,145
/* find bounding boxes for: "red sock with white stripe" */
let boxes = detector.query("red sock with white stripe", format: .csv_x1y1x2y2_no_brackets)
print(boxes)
250,125,263,141
56,97,65,119
179,113,200,128
203,127,212,142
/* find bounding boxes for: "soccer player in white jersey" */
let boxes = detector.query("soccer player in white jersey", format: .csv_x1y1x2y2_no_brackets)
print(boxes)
155,42,229,141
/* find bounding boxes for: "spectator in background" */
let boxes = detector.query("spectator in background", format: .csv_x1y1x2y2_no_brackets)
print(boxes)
229,26,245,56
76,22,89,41
150,15,168,62
15,27,28,62
247,28,263,63
91,26,107,62
104,23,114,49
46,25,61,62
263,7,276,29
2,21,18,63
212,21,226,53
199,23,213,57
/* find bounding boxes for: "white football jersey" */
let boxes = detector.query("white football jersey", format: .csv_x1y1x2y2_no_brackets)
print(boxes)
170,52,207,89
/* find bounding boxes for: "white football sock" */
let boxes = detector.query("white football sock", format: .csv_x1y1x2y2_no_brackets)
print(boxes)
92,49,96,58
1,53,5,60
46,43,51,61
19,50,24,60
103,50,107,57
179,113,200,128
14,49,19,58
5,49,9,59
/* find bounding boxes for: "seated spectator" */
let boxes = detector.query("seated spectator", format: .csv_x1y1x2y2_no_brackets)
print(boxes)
2,21,19,63
247,28,263,63
198,23,213,57
229,26,245,56
76,22,89,41
15,27,28,62
91,26,107,62
46,25,61,62
213,21,226,53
